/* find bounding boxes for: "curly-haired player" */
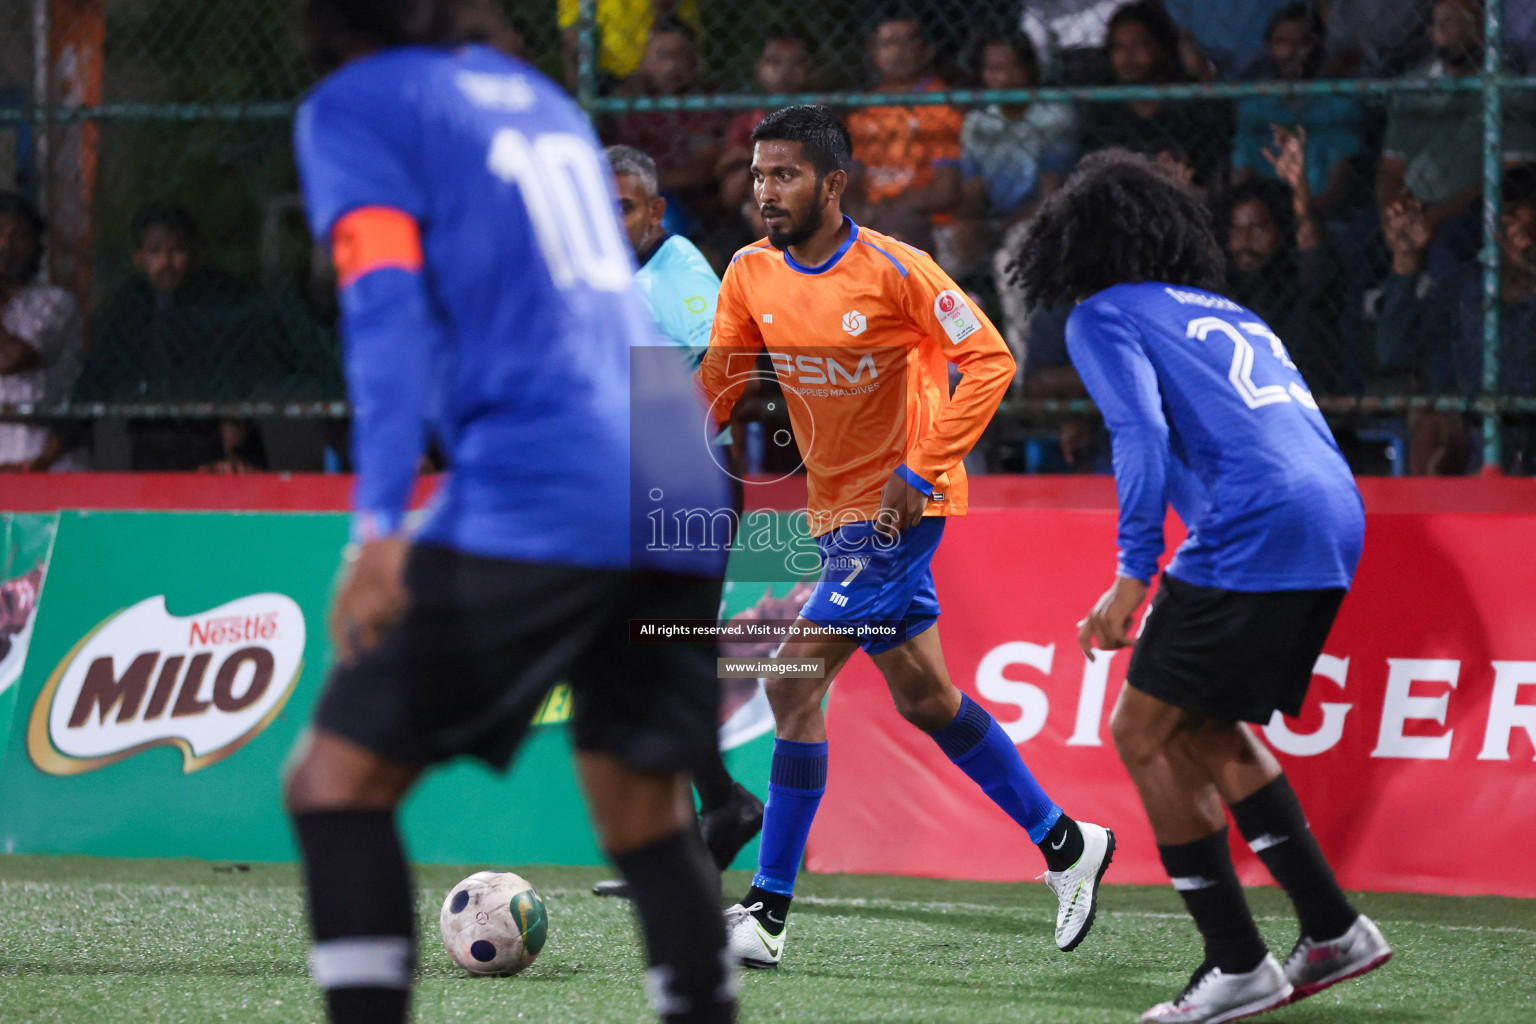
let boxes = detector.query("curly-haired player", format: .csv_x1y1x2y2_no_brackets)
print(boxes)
1012,149,1391,1024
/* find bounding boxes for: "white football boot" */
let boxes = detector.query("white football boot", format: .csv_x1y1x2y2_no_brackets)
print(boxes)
1141,955,1294,1024
1041,821,1115,951
724,902,784,969
1282,914,1392,1003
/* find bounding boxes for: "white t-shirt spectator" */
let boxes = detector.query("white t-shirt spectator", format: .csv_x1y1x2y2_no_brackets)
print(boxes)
0,284,83,467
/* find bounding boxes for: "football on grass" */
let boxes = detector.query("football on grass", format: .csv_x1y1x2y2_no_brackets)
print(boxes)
440,871,548,976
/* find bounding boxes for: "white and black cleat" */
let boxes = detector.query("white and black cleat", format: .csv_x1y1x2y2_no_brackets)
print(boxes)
1041,821,1115,951
723,901,784,969
1140,956,1293,1024
1282,913,1392,1004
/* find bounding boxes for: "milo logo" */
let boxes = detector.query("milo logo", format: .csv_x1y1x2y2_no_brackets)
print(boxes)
28,594,305,775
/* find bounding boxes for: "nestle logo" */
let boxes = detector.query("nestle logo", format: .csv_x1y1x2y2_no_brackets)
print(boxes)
29,594,306,775
190,613,278,647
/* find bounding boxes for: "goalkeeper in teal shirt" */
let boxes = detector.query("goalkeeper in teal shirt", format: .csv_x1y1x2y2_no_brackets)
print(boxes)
595,145,765,900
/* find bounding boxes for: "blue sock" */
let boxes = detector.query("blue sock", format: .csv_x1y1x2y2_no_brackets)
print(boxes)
932,693,1061,843
750,738,828,896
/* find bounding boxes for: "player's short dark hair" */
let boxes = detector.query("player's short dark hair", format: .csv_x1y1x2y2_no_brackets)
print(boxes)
1227,177,1297,248
304,0,464,69
1266,2,1326,44
0,190,45,280
1504,163,1536,210
130,201,202,250
1008,149,1225,308
1105,1,1183,70
751,105,853,179
606,145,659,198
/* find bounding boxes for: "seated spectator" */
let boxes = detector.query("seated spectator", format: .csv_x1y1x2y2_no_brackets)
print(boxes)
1225,150,1348,394
1322,0,1433,77
1380,165,1536,396
1020,0,1121,82
558,0,701,93
1017,302,1111,472
1377,0,1536,272
717,30,813,216
1379,165,1536,473
76,202,268,471
1021,303,1083,399
945,32,1075,278
1019,0,1225,82
1162,0,1298,78
1078,2,1233,190
0,190,85,472
612,20,731,246
846,14,963,251
1233,3,1366,220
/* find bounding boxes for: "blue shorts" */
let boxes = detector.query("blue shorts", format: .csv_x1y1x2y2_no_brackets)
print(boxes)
798,517,944,655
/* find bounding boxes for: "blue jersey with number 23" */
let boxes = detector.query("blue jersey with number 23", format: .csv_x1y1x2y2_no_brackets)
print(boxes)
1066,283,1363,592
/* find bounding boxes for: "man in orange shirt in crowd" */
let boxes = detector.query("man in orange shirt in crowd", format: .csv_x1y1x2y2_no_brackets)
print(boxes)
697,104,1113,971
847,15,963,251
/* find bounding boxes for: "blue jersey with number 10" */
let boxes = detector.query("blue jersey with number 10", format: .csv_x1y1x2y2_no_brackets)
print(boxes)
1066,282,1363,592
295,45,725,575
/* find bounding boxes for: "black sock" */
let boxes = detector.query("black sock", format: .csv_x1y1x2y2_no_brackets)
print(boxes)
1158,829,1268,975
1230,775,1357,941
615,829,736,1024
1039,814,1085,872
293,810,415,1024
693,749,736,813
743,885,791,936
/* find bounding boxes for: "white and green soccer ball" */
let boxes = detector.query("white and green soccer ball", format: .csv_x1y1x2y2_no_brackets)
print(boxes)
439,870,548,976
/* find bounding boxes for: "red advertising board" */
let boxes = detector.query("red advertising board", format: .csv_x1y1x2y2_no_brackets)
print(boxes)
808,507,1536,897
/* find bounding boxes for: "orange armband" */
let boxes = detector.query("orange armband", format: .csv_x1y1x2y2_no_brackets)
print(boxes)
332,206,423,288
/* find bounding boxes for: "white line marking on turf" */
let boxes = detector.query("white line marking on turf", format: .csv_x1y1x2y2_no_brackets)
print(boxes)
5,882,1530,937
714,893,1536,936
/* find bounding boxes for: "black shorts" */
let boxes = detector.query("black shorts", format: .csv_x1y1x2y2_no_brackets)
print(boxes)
314,543,721,776
1126,573,1346,724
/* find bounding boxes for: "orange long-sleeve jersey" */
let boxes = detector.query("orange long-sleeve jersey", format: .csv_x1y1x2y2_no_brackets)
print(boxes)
696,218,1015,537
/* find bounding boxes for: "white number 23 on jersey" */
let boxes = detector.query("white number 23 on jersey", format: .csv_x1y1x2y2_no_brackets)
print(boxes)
1187,316,1317,410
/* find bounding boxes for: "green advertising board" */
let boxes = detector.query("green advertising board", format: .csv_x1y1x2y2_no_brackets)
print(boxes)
0,511,791,865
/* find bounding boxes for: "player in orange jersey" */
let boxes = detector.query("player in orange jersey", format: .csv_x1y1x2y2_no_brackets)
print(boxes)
697,105,1113,969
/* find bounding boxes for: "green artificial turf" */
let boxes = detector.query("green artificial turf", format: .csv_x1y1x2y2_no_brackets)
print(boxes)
1,858,1532,1023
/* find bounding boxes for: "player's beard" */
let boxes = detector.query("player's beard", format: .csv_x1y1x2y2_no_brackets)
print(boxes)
763,198,827,251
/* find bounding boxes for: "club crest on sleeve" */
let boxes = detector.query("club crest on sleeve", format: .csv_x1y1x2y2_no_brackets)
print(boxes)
934,290,978,344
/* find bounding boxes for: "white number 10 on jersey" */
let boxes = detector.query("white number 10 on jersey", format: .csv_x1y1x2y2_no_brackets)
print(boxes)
488,128,630,293
1187,316,1318,411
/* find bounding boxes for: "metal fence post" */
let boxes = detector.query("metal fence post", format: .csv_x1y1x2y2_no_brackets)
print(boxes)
1481,0,1505,471
576,0,597,113
30,0,50,247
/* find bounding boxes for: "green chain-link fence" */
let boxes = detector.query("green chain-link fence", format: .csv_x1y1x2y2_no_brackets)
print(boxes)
1,0,1532,474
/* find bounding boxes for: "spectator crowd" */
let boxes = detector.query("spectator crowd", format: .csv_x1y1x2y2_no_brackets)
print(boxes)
582,0,1533,475
2,0,1532,475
